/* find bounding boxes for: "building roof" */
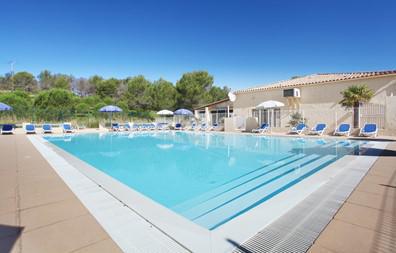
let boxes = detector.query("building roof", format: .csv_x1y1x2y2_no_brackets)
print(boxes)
194,98,230,110
235,70,396,94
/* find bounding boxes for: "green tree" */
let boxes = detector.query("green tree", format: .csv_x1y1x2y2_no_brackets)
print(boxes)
151,78,177,110
75,102,90,114
0,73,13,90
89,75,103,86
12,72,38,92
80,95,102,109
176,71,214,109
75,78,95,96
204,86,230,104
53,74,72,89
94,101,107,114
116,100,129,118
34,89,75,121
102,97,113,105
115,81,127,99
37,70,54,90
95,78,119,98
0,90,33,119
124,76,153,110
340,84,374,128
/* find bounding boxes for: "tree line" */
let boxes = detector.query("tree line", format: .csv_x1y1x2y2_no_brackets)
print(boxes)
0,70,229,122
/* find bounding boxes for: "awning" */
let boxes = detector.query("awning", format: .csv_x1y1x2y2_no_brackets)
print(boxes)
256,100,284,109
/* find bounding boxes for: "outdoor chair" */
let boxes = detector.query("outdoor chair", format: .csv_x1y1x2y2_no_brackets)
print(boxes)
25,123,36,134
111,122,120,131
289,123,307,135
360,123,378,137
309,123,327,135
1,124,14,134
42,123,53,134
333,123,351,136
252,123,269,133
62,123,74,133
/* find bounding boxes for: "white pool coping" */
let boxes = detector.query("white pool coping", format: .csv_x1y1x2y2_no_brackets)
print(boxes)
28,133,388,253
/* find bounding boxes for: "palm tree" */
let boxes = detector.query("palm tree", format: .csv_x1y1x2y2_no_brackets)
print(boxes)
340,85,374,128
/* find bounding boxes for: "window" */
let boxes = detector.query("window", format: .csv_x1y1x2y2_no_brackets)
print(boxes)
252,108,281,127
211,109,227,124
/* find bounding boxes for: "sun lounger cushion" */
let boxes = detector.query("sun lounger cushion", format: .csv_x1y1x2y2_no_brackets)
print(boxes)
1,124,13,133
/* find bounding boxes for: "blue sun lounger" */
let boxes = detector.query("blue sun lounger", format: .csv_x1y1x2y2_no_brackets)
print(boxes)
210,123,222,131
175,123,183,130
252,123,269,133
1,124,14,134
289,123,307,135
123,123,131,131
111,122,120,131
139,123,150,131
131,123,140,131
63,123,74,133
158,123,169,130
42,123,53,134
148,123,156,130
188,122,196,131
25,123,36,134
309,123,327,135
334,123,351,136
360,123,378,137
199,123,208,131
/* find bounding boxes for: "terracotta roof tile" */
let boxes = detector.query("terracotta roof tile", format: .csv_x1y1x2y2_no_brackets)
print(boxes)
235,70,396,94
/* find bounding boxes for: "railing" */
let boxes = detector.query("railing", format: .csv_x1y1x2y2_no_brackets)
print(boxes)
360,103,385,129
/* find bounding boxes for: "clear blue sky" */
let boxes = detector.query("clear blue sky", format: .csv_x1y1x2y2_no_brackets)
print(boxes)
1,0,395,90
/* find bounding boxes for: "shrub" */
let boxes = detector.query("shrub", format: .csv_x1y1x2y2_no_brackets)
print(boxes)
288,112,307,127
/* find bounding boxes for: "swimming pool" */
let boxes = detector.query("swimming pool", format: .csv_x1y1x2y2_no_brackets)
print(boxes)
45,131,366,230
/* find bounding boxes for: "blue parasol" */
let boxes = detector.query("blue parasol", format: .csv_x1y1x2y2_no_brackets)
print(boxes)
99,105,122,112
0,102,12,111
173,108,193,116
99,105,123,125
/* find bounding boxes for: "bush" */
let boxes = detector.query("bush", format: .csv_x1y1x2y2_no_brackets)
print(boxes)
288,112,307,127
0,90,33,120
75,103,90,114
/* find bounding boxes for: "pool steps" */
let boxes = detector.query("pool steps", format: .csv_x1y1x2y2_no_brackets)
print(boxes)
177,154,337,229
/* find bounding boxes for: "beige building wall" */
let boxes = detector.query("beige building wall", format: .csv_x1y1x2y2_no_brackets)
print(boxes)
385,96,396,131
233,75,396,132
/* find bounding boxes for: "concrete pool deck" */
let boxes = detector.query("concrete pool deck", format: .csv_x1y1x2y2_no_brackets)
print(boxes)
1,131,395,252
309,141,396,253
0,134,122,253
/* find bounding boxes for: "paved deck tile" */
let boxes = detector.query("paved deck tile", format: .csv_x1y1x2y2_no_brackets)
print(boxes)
71,238,125,253
310,142,396,253
20,197,88,232
334,202,395,236
313,220,394,253
20,214,109,253
347,190,396,214
0,135,122,253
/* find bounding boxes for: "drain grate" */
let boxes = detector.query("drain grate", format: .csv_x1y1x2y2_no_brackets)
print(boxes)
233,167,368,253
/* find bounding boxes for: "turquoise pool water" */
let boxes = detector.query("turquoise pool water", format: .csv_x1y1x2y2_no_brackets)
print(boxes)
45,132,366,230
